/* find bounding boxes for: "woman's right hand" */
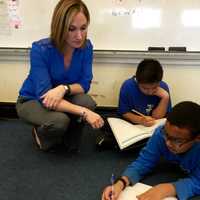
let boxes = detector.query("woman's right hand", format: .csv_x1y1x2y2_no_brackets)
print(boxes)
84,109,104,129
102,184,122,200
41,85,66,109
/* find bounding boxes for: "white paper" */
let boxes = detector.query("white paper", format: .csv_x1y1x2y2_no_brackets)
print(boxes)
118,183,177,200
107,117,166,150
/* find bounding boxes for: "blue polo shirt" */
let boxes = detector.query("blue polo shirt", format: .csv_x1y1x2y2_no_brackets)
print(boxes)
19,38,93,101
122,126,200,200
118,78,172,116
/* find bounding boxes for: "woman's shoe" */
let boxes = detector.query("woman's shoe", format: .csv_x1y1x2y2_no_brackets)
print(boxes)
32,127,65,152
32,127,43,150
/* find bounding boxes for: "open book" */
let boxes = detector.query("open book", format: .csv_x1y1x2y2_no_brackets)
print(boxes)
118,182,177,200
107,117,166,150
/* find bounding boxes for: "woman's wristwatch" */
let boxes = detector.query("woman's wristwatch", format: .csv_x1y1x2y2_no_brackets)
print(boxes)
63,84,71,95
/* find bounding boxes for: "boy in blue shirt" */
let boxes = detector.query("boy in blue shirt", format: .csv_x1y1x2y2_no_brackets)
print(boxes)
102,101,200,200
96,59,171,150
118,59,171,126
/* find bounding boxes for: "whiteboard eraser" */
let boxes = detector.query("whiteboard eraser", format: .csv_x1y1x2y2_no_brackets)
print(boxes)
148,47,165,51
168,47,186,52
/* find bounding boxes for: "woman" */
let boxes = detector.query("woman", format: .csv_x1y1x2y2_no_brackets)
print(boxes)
16,0,104,152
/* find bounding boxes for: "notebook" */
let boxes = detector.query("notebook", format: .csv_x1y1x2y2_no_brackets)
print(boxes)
107,117,166,150
118,182,177,200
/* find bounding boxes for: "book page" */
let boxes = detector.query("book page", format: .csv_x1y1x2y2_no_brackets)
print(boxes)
136,118,166,132
118,183,177,200
107,118,166,150
107,118,148,149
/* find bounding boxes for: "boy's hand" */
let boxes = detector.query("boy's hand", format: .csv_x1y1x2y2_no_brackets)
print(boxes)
102,183,123,200
141,116,156,127
136,183,176,200
154,87,169,99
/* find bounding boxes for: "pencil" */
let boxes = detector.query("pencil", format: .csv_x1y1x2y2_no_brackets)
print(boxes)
110,173,115,200
131,109,145,117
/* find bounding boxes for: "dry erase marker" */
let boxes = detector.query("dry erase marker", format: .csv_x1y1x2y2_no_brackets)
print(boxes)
110,173,115,200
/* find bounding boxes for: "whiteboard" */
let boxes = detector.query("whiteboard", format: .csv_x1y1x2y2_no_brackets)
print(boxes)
0,0,56,48
1,0,200,51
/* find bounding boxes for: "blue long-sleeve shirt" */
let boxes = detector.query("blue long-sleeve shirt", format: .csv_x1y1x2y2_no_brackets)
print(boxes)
122,126,200,200
19,38,93,101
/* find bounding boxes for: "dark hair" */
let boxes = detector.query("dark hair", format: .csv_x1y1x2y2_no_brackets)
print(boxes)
135,59,163,84
167,101,200,136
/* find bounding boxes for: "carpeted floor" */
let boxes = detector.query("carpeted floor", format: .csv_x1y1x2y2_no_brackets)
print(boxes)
0,119,199,200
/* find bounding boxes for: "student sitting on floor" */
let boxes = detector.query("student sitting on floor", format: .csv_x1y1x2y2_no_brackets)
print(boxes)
102,101,200,200
119,58,172,127
96,59,172,150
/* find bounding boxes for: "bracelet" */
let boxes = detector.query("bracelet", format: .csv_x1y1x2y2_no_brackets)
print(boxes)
80,110,87,121
114,177,127,191
82,111,87,120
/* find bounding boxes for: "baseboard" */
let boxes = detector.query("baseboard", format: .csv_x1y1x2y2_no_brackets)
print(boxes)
0,102,117,119
0,102,17,118
95,106,117,115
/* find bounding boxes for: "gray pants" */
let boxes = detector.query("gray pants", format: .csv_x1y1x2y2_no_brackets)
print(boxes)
16,94,96,150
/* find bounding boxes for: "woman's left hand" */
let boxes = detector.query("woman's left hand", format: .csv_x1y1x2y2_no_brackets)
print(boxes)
41,85,66,109
84,109,104,129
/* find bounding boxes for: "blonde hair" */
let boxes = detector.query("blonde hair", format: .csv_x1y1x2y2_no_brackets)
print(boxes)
50,0,90,53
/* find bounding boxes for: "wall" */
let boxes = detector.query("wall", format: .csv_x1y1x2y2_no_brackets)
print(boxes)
0,58,28,102
0,50,200,106
90,61,200,107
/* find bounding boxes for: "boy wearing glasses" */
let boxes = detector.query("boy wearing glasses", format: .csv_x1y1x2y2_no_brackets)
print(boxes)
102,101,200,200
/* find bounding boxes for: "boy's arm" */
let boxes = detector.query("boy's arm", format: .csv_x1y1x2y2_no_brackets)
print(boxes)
140,174,200,200
122,128,163,184
122,112,155,127
119,82,156,127
172,172,200,200
151,87,170,119
137,183,176,200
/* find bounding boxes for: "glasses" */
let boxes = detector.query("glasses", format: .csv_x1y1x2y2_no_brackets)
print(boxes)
162,127,195,147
